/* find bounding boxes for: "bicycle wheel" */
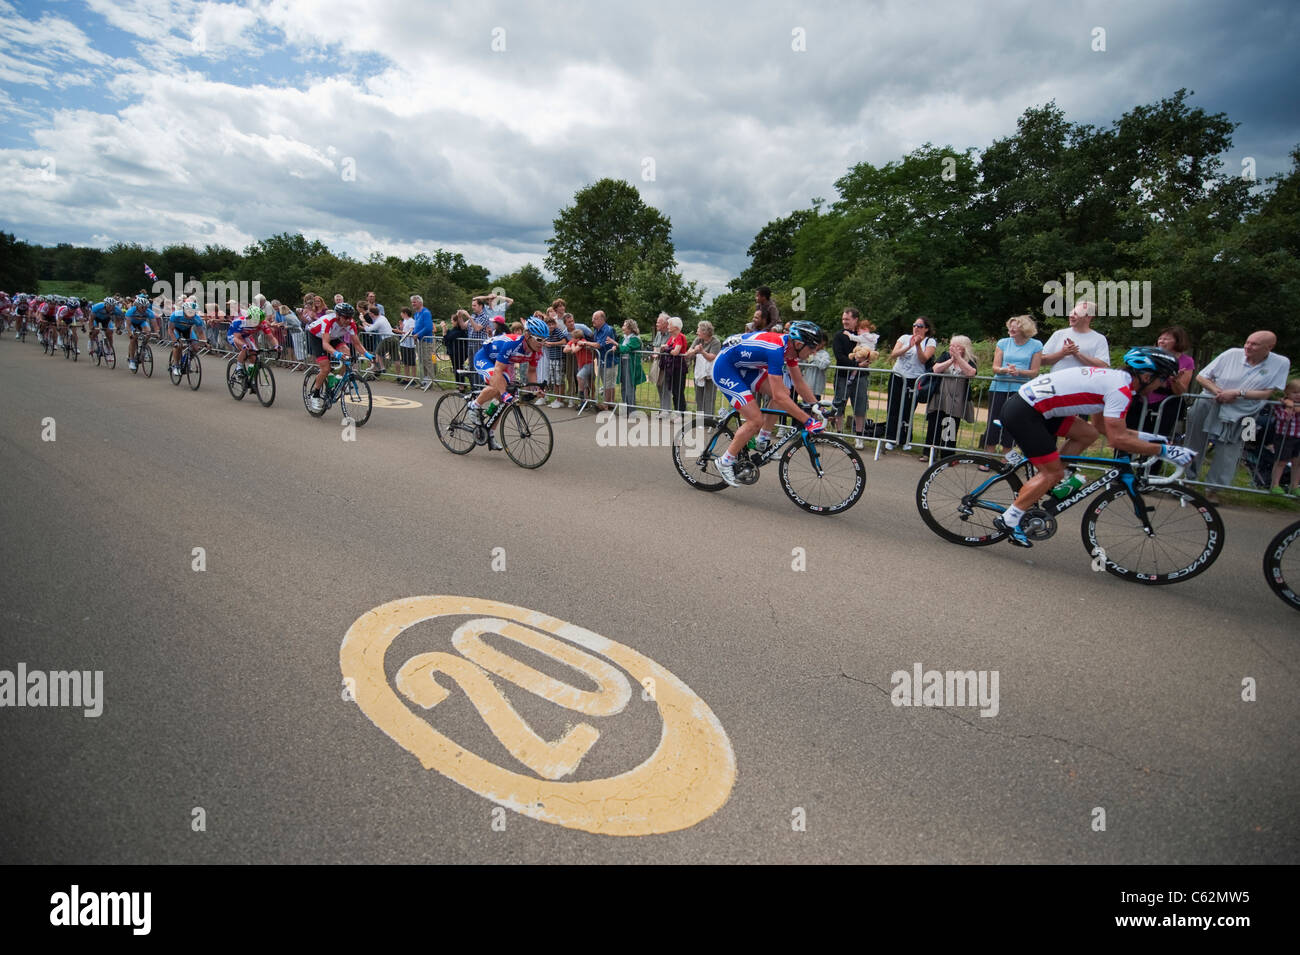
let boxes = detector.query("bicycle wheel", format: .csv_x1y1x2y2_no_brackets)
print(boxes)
63,336,71,359
255,363,276,407
303,370,328,417
1080,483,1224,584
341,376,372,426
500,401,554,469
105,341,116,369
916,454,1024,545
671,417,736,491
169,353,182,385
186,352,201,390
777,434,866,514
433,393,476,454
226,358,248,400
92,339,101,365
140,343,153,378
1263,520,1300,611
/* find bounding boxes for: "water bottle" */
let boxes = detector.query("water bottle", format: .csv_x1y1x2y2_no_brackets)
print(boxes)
326,372,339,391
1051,470,1085,499
485,399,499,418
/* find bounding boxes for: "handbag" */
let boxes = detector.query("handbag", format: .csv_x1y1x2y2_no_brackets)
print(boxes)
648,356,662,385
693,353,710,386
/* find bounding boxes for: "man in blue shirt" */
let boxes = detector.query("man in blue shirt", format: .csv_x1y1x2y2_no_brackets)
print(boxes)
591,310,619,410
410,294,434,387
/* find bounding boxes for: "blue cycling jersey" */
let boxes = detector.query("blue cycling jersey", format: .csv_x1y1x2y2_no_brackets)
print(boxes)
474,334,538,369
126,305,154,322
169,309,205,329
90,302,117,322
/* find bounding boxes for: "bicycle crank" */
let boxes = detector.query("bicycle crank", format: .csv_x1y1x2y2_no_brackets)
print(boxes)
734,461,760,486
474,425,489,446
1022,507,1057,541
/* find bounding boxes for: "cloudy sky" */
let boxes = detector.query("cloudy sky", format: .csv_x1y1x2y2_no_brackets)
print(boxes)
1,0,1297,299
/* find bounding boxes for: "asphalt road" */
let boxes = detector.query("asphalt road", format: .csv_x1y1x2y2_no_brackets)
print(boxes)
1,337,1296,863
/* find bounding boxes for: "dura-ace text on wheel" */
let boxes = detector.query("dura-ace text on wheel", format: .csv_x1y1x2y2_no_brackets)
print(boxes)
778,434,865,514
672,419,735,491
917,454,1025,545
1262,520,1300,611
1081,483,1224,584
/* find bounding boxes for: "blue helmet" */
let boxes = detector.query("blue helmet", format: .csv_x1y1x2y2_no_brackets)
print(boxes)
525,317,548,340
1122,346,1179,379
786,320,826,347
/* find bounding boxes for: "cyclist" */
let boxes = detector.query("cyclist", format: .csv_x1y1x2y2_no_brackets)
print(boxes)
305,303,377,412
125,294,155,370
991,347,1196,547
168,298,208,374
35,296,56,348
709,320,829,487
0,291,10,333
463,316,547,448
227,304,268,379
13,293,29,339
88,296,120,357
55,302,80,355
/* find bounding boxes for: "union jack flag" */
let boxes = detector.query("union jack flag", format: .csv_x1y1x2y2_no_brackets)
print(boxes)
144,263,158,281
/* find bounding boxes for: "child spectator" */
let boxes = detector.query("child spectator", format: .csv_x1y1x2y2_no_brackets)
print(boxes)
1268,379,1300,496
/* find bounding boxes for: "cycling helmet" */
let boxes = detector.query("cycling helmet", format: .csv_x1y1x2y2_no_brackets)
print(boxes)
786,320,826,347
79,298,90,309
525,317,548,339
182,298,198,314
135,294,150,308
245,305,265,323
334,303,356,319
1122,346,1179,379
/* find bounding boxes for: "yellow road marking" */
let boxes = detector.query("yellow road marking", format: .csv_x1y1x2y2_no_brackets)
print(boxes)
340,596,736,836
366,395,422,409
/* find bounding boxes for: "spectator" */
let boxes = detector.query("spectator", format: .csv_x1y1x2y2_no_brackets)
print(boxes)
591,310,619,410
1041,300,1109,371
618,319,646,412
924,335,978,460
398,307,417,379
885,316,937,450
1125,325,1194,439
685,320,721,425
445,310,471,390
1184,330,1291,501
983,314,1043,455
1267,378,1300,496
365,290,385,318
564,324,595,407
277,302,302,360
361,305,393,375
827,308,876,444
544,311,567,408
659,316,689,417
410,295,435,387
562,313,593,408
650,312,671,412
754,286,779,332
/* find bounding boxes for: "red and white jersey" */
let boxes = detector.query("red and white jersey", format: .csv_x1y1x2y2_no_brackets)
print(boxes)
1017,366,1134,420
307,311,353,342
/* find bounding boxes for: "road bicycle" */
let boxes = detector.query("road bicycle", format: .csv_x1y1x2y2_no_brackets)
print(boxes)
41,323,57,355
302,356,372,425
88,327,116,369
916,450,1224,584
61,324,79,361
169,344,202,389
130,330,154,377
433,382,554,469
1263,520,1300,611
671,401,866,515
226,348,278,407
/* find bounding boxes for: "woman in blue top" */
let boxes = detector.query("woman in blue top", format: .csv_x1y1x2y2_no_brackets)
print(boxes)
982,314,1043,456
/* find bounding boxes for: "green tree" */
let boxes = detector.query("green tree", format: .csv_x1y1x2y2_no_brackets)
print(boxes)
618,243,704,328
0,232,40,290
492,263,552,320
242,233,336,305
95,242,158,296
545,178,674,319
728,209,815,292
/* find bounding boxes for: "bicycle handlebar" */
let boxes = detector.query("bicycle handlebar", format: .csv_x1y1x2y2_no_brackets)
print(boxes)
1135,455,1186,486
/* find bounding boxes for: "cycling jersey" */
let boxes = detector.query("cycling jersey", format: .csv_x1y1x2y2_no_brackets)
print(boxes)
126,305,154,327
711,331,797,408
169,309,205,339
89,302,117,325
307,311,354,342
473,334,540,381
1016,366,1134,420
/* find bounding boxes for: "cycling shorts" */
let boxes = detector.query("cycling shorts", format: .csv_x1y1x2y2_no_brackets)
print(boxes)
998,394,1074,464
710,350,767,409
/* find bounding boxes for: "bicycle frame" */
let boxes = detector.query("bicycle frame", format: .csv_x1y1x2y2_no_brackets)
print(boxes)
963,453,1183,536
715,404,828,472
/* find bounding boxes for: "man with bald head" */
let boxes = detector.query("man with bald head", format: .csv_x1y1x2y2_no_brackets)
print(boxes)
1184,330,1291,497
